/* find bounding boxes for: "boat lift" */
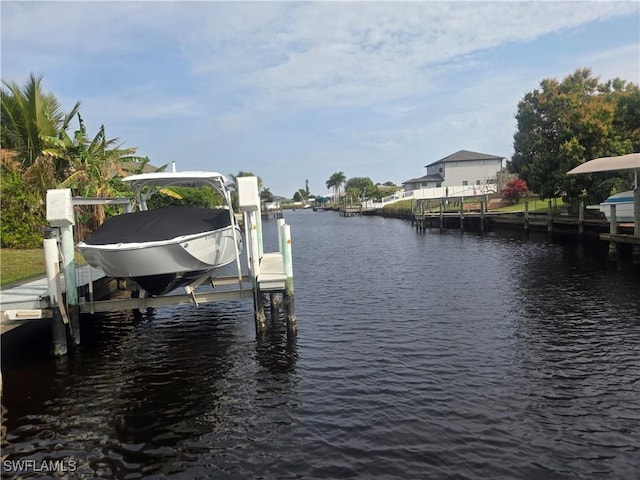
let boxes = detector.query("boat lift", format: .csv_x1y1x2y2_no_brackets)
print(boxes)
2,176,295,356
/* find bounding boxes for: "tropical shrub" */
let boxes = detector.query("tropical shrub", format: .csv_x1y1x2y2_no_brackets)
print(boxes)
502,178,528,204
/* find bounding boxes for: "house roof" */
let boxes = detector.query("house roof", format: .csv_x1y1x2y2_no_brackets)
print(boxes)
425,149,504,167
402,173,443,185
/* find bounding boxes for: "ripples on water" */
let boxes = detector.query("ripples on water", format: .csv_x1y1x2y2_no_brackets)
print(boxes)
2,211,639,479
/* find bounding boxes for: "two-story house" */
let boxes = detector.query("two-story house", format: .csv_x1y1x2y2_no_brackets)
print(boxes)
403,150,504,195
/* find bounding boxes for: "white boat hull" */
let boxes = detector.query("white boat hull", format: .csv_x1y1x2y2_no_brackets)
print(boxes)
79,225,241,278
599,190,635,223
79,225,241,295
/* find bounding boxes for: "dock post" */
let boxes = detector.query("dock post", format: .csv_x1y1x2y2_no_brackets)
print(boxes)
439,200,444,232
547,200,553,233
256,201,264,258
608,204,618,261
578,200,585,236
60,225,80,345
633,188,640,264
237,176,266,331
480,201,485,235
281,223,296,333
524,201,529,230
459,200,464,232
44,236,67,356
250,210,266,331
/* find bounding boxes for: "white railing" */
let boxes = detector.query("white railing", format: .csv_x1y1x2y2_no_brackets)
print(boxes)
361,184,498,210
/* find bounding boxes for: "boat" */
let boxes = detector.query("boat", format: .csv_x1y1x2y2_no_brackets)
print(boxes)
78,171,242,296
598,190,635,222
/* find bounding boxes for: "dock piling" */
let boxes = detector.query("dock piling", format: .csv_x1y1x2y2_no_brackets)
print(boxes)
44,236,67,356
608,204,618,261
281,223,296,332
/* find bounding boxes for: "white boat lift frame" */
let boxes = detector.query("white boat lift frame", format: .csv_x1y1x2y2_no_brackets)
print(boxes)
3,175,295,356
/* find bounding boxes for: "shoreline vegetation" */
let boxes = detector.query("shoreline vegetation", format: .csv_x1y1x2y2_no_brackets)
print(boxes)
0,196,562,286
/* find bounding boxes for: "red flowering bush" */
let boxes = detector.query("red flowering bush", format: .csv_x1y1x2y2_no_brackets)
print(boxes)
502,178,528,204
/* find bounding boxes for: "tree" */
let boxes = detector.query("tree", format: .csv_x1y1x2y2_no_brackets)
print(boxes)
260,187,274,203
345,176,375,201
325,171,346,200
509,68,639,206
1,73,81,211
48,115,147,228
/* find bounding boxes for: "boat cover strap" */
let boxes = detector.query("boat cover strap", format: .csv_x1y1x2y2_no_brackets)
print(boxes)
83,206,232,244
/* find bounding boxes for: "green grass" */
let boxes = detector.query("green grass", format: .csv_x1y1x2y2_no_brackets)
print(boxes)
0,248,86,286
0,248,47,286
493,196,566,213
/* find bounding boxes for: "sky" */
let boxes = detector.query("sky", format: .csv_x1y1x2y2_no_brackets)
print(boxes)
2,1,639,198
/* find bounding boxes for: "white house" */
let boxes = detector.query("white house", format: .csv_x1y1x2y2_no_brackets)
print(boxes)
403,150,504,195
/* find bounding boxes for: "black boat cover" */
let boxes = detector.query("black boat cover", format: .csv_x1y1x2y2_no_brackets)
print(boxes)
83,206,232,245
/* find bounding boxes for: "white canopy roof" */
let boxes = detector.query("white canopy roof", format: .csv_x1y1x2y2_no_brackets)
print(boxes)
122,171,229,188
567,153,640,175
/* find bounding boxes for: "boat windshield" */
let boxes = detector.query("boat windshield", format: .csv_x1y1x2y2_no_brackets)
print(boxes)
122,172,231,211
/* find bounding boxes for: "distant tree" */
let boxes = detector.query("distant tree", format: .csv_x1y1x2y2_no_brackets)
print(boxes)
260,187,274,202
293,188,309,203
509,68,639,206
501,178,528,204
345,176,376,201
326,171,346,199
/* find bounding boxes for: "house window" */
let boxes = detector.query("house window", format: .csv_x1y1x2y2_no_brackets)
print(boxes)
438,167,443,173
476,180,481,185
436,182,441,188
462,180,468,186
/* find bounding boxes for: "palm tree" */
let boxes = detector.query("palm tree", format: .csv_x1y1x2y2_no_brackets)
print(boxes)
1,73,81,210
1,73,80,173
326,171,346,201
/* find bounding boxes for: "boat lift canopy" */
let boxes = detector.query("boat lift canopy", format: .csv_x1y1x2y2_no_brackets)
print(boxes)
567,153,640,187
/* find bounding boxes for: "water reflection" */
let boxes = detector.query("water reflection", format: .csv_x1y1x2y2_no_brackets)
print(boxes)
2,212,639,479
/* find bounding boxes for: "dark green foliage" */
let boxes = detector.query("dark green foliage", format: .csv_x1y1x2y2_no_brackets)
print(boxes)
1,169,45,248
510,68,639,206
146,186,223,209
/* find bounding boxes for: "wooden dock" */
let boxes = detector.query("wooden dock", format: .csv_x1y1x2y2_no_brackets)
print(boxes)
410,199,639,264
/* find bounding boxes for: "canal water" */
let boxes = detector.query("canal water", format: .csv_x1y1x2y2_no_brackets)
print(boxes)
2,210,639,479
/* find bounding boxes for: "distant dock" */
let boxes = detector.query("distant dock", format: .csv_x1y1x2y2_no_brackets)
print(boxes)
410,198,639,264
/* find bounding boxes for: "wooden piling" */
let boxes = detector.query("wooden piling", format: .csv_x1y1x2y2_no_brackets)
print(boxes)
578,200,585,235
459,200,464,232
547,200,553,233
608,204,618,261
634,188,640,264
439,200,444,232
524,201,530,230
